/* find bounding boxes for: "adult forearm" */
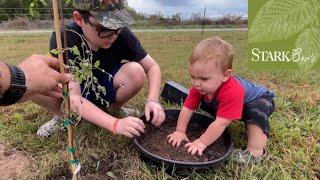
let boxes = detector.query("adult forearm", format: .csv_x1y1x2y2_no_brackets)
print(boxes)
146,64,161,101
0,62,11,98
70,95,117,132
30,94,64,116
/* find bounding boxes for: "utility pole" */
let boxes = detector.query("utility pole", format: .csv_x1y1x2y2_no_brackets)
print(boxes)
202,3,206,34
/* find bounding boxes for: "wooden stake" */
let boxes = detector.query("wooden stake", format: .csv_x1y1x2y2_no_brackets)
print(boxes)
52,0,78,179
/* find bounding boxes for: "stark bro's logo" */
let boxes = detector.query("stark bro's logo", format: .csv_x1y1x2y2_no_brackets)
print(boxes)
251,48,316,63
249,0,320,70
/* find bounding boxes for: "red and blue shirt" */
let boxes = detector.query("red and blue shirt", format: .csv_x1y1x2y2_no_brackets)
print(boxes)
184,75,273,120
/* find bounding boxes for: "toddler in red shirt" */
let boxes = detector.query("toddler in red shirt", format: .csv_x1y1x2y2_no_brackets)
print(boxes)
167,37,275,163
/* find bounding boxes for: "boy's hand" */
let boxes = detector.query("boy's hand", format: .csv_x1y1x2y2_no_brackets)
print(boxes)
145,100,165,127
167,131,190,147
185,138,208,156
115,117,145,138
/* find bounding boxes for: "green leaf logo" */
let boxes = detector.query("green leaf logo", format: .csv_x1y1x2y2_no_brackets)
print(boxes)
295,28,320,70
249,0,320,70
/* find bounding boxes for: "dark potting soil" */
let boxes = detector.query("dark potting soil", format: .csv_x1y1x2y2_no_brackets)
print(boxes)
138,117,227,162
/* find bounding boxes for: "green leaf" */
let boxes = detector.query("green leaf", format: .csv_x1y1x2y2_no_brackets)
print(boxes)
93,77,98,83
94,61,100,68
71,46,80,56
80,75,85,81
50,49,59,55
249,0,317,42
39,0,47,6
295,28,320,70
106,171,117,179
29,2,35,17
66,0,73,5
97,85,106,95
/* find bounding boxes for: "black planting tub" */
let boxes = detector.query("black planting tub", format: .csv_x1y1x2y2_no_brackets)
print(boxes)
133,109,233,168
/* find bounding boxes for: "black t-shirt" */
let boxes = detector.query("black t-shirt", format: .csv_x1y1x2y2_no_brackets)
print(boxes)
49,22,147,73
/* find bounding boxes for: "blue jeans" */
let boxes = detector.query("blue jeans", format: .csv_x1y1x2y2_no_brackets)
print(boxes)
200,92,275,137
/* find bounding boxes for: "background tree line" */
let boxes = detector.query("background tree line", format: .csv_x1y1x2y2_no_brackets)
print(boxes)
0,0,73,21
0,0,247,26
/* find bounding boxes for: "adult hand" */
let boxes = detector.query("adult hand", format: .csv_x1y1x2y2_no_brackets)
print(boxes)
114,116,145,138
167,131,190,147
18,54,72,99
185,138,208,156
145,100,165,126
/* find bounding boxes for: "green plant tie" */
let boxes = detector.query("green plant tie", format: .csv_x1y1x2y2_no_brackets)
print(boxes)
63,91,69,97
63,119,71,128
67,147,75,153
69,159,80,165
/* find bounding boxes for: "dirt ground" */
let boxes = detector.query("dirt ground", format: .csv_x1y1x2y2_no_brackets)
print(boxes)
0,143,111,179
0,143,31,179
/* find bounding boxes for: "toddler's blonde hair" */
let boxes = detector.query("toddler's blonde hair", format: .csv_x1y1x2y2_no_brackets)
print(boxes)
189,37,234,72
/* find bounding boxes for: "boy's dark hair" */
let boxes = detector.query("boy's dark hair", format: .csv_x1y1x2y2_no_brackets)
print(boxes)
76,9,91,23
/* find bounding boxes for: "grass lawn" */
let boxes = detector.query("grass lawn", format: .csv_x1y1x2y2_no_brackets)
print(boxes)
0,31,319,179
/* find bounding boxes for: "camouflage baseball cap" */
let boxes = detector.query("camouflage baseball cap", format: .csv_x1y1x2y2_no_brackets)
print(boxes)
73,0,134,29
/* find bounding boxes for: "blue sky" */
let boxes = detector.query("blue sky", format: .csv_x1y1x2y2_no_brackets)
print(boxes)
127,0,248,19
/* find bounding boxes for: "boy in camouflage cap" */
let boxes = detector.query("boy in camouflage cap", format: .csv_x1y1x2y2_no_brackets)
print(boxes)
35,0,165,138
73,0,134,29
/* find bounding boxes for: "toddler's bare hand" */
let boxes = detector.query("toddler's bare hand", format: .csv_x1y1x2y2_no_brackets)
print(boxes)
167,131,189,147
185,138,207,156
